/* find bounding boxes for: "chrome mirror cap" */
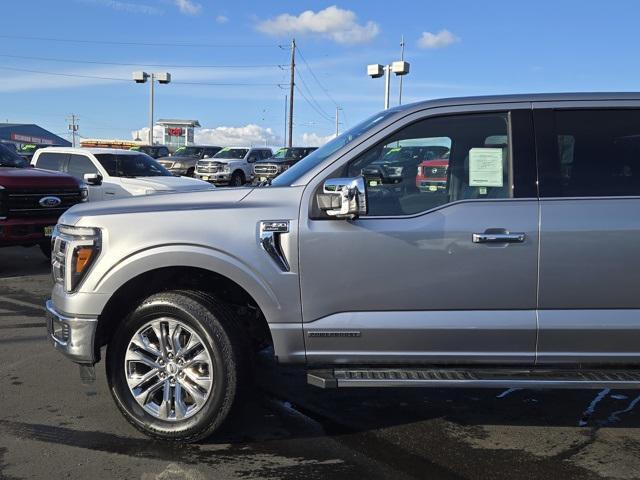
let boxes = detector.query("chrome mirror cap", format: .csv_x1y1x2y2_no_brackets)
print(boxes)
321,176,367,219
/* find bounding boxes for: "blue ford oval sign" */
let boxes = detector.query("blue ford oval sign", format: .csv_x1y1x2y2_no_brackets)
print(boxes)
39,196,62,208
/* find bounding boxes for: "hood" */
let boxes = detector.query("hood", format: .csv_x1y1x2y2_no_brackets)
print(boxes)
120,175,214,192
60,186,253,225
0,166,80,189
159,155,198,162
255,157,296,165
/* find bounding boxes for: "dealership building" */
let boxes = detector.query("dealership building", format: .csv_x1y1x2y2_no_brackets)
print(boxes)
0,123,70,148
157,119,200,150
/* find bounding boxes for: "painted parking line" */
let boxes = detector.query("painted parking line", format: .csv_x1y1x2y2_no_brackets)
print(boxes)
0,296,45,312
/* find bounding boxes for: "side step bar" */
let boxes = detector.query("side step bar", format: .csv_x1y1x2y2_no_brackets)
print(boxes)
307,368,640,389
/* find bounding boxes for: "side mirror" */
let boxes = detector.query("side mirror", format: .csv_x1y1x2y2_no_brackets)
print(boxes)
84,173,102,186
318,176,367,218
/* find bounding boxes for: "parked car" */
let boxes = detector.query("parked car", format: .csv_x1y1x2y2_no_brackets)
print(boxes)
46,93,640,443
32,147,213,202
156,146,222,177
253,147,317,183
129,145,170,159
195,147,272,186
0,143,86,258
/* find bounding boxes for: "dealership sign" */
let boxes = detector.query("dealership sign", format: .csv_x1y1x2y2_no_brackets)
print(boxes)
11,133,54,145
167,127,184,136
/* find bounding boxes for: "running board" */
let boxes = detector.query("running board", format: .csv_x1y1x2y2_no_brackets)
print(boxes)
307,368,640,389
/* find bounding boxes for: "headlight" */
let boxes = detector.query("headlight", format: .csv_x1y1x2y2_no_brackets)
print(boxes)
79,183,89,202
52,225,101,293
173,162,183,169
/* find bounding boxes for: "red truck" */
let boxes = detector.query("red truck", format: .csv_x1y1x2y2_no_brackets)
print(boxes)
0,144,86,258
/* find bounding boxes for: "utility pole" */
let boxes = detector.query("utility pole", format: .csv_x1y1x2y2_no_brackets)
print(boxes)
284,94,288,147
335,106,341,136
287,38,295,148
398,35,405,105
67,114,79,147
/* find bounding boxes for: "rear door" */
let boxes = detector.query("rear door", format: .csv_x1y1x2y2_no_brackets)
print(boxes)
298,106,540,365
535,106,640,365
34,152,68,173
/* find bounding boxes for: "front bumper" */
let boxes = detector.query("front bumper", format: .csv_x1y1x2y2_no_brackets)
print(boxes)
0,217,58,247
46,300,98,364
195,173,231,184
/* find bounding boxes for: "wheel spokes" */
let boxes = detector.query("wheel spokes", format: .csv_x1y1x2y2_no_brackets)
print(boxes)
124,317,214,421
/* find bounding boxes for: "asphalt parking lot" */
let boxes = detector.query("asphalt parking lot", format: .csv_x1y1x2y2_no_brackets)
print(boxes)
2,246,640,480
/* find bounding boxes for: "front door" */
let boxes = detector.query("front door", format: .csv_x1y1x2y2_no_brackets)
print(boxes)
535,107,640,365
66,154,103,202
299,109,540,366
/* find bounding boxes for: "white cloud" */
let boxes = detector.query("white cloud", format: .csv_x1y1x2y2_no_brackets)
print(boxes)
76,0,162,15
300,132,335,147
173,0,201,15
256,6,379,44
131,125,338,148
133,124,282,147
215,15,229,24
417,29,460,49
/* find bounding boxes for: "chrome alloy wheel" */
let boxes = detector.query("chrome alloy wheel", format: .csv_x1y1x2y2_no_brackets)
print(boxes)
124,318,213,421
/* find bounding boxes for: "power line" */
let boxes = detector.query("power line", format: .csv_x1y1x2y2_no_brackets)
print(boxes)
294,85,334,124
0,34,279,48
295,69,333,121
295,45,339,108
0,53,286,69
0,66,284,86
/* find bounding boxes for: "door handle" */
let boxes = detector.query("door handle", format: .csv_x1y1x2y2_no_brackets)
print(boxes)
104,191,116,196
472,231,526,244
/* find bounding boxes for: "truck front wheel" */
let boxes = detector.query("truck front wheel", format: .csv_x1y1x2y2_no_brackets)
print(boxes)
106,291,248,442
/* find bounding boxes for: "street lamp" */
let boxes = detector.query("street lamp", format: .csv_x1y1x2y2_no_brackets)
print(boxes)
367,61,410,110
133,71,171,145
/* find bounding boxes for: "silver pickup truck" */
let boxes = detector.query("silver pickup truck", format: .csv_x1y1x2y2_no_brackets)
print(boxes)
47,93,640,442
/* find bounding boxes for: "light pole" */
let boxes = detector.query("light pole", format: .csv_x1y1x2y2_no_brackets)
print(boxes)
133,71,171,145
367,61,410,110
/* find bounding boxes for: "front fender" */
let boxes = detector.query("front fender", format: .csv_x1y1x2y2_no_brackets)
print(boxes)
93,244,281,317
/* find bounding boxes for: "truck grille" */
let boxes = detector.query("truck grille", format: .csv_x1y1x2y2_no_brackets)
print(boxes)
423,166,448,177
196,161,224,174
5,188,83,219
254,164,279,176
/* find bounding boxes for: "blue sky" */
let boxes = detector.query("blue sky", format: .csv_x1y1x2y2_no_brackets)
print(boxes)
2,0,640,146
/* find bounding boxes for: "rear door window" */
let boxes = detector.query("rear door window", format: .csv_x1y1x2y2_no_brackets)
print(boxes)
35,152,67,172
538,109,640,197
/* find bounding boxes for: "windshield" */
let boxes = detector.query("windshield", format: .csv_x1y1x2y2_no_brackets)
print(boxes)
94,153,171,177
272,148,307,159
0,144,28,168
271,110,400,186
173,147,202,157
213,148,248,159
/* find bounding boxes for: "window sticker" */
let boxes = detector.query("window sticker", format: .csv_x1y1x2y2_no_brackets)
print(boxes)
469,148,504,187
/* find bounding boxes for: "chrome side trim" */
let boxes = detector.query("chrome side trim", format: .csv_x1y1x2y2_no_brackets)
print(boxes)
259,220,290,272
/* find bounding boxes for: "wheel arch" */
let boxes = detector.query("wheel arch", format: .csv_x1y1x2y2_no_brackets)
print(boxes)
93,247,278,359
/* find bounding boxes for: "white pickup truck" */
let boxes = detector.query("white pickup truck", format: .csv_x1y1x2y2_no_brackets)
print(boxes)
32,147,213,201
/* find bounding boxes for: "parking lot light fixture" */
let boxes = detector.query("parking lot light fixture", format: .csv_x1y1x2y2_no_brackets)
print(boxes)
132,71,172,145
367,61,410,110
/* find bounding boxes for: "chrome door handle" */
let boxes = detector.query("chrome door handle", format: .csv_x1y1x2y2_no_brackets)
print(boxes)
472,232,526,244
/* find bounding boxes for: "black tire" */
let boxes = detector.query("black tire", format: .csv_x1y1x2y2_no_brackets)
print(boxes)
229,171,245,186
186,167,195,177
106,290,249,443
39,242,52,260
